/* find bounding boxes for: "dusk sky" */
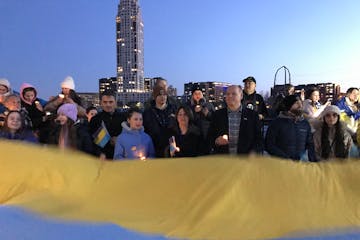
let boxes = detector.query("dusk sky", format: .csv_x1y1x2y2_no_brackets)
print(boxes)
1,0,359,98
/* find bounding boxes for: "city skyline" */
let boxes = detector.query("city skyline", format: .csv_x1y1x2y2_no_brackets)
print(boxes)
1,0,360,99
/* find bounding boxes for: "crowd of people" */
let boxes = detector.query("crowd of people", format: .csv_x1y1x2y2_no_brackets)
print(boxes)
0,76,359,161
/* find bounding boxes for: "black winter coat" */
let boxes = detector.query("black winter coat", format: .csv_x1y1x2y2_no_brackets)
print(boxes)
89,110,126,159
168,124,205,158
143,103,177,158
242,91,268,117
188,100,215,141
45,121,93,155
21,98,44,130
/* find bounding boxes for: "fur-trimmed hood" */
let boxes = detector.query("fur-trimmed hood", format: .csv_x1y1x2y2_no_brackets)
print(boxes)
312,119,348,132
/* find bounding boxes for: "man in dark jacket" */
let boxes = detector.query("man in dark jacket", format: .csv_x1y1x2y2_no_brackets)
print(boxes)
89,91,125,160
265,95,317,161
242,76,268,120
208,85,263,155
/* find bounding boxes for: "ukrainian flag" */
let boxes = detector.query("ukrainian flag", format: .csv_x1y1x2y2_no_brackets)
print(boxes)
92,121,111,148
1,140,360,240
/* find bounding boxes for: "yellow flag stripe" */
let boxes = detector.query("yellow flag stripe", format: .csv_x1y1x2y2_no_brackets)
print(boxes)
1,140,360,240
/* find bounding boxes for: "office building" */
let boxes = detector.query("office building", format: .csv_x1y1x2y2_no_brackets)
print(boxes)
116,0,144,103
184,81,232,106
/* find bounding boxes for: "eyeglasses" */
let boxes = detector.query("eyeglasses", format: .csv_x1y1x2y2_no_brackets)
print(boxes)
325,113,338,118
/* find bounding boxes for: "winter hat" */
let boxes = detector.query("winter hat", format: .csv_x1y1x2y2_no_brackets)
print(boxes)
57,103,78,122
0,78,10,91
191,85,202,94
20,83,37,105
152,85,167,99
283,95,300,111
320,105,341,118
61,76,75,90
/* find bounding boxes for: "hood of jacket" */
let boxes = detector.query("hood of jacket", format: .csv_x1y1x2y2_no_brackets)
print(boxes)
278,111,305,122
121,121,144,135
20,83,37,105
312,119,348,133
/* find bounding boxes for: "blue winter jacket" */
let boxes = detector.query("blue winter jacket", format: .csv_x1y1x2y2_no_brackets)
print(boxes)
265,112,316,161
336,96,360,120
113,122,155,160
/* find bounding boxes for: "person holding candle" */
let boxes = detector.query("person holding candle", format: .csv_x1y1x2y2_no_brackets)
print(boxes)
208,85,263,155
114,108,155,160
44,76,86,119
167,105,205,157
188,85,215,142
19,83,46,131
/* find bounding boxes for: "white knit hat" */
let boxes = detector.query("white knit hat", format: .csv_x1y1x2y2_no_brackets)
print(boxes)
320,105,341,118
0,78,10,90
61,76,75,90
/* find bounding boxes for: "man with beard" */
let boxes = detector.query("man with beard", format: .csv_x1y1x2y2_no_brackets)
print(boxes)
265,95,317,161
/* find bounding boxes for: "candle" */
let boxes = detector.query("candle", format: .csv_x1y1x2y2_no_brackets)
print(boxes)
223,134,228,140
137,148,146,161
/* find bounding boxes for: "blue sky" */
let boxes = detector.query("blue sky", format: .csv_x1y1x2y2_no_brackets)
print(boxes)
1,0,359,98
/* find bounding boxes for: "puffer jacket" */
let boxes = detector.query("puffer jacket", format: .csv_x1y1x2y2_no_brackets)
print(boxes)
265,112,316,161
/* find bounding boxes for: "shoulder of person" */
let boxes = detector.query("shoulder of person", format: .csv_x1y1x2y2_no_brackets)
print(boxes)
114,109,126,117
188,124,201,135
211,108,226,119
311,119,323,132
255,93,265,100
215,107,227,114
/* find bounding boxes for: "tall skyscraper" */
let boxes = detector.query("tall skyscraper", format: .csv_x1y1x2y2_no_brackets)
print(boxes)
116,0,144,98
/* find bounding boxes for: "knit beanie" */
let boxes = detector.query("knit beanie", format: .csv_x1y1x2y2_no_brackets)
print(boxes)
320,105,341,118
152,85,167,99
57,103,78,122
0,78,10,91
191,85,202,95
283,95,300,111
61,76,75,90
